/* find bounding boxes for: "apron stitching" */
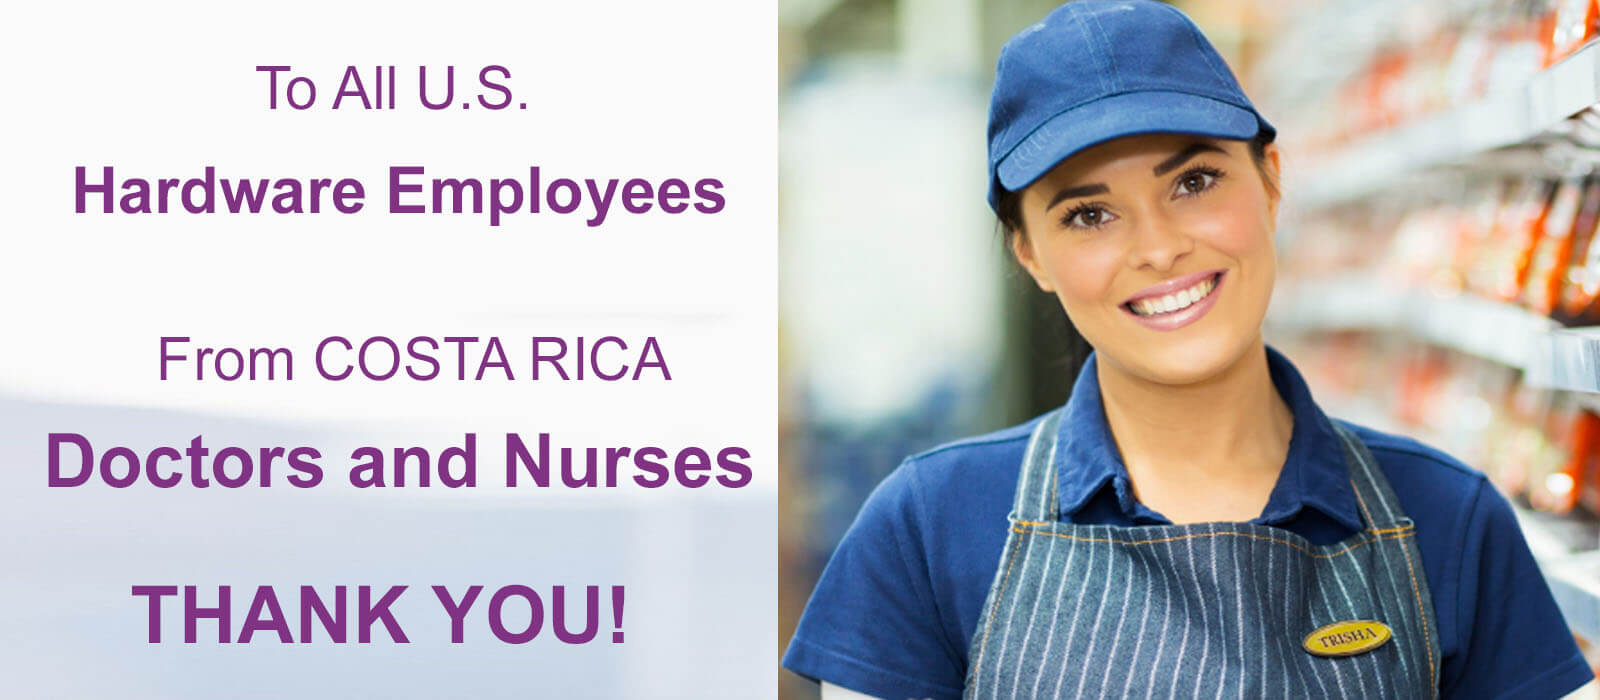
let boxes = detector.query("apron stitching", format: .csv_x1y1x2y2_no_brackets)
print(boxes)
1395,529,1437,688
1010,474,1060,693
1005,420,1065,696
970,530,1026,689
974,409,1057,697
1009,525,1413,558
1011,519,1412,536
1342,462,1414,684
1364,525,1412,535
1351,477,1381,532
1345,428,1438,693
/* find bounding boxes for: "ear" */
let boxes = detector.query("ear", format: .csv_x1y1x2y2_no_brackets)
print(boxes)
1009,229,1054,293
1262,143,1282,220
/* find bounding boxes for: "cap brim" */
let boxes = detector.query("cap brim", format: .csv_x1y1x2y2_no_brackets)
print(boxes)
996,90,1264,194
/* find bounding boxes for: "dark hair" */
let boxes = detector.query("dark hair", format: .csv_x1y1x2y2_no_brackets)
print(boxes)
995,128,1278,247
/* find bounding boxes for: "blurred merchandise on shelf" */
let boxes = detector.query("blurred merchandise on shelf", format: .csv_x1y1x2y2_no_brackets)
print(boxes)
1281,334,1599,518
1275,111,1600,328
1260,0,1600,161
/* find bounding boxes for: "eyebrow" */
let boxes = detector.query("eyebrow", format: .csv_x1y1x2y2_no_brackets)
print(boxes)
1043,142,1229,212
1044,183,1110,211
1152,142,1227,176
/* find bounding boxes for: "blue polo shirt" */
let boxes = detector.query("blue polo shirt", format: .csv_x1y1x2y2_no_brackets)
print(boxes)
783,347,1593,699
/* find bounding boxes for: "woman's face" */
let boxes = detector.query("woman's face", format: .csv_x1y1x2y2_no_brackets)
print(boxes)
1010,133,1281,386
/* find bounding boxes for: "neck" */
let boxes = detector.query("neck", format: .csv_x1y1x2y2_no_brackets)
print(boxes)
1096,340,1294,518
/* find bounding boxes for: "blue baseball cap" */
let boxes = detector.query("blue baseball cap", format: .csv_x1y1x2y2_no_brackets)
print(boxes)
986,0,1275,213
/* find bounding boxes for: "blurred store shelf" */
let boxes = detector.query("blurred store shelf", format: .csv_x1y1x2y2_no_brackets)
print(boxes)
1273,276,1600,407
1520,507,1600,641
1549,552,1600,642
1533,328,1600,397
1270,275,1559,369
1292,41,1600,209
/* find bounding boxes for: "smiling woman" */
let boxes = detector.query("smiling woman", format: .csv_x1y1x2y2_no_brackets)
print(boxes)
1003,133,1294,527
781,1,1596,699
1008,134,1279,386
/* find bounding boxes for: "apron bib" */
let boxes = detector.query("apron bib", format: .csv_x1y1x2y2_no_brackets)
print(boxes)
963,409,1441,699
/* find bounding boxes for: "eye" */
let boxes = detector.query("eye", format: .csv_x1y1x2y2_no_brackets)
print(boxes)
1061,202,1118,230
1174,166,1225,198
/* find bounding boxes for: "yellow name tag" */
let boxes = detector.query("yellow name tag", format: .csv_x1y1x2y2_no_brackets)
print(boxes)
1302,620,1392,657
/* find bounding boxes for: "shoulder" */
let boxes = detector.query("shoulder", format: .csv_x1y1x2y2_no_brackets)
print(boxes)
906,414,1041,466
902,414,1042,482
1330,418,1493,567
838,415,1042,540
839,413,1042,545
1335,418,1482,475
1332,418,1490,508
783,416,1046,698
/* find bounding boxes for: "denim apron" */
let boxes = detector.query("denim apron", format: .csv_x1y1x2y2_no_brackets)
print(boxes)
963,409,1441,699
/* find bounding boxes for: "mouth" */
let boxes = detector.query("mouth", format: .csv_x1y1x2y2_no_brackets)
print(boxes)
1121,270,1226,330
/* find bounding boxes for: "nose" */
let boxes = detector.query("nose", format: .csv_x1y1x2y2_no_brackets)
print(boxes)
1125,210,1193,272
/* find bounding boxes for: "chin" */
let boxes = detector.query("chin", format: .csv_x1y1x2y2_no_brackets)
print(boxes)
1098,324,1260,387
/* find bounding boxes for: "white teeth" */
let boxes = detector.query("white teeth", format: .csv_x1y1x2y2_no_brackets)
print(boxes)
1129,276,1217,317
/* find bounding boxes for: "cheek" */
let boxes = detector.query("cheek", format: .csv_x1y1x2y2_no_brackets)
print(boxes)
1048,241,1124,309
1184,189,1277,270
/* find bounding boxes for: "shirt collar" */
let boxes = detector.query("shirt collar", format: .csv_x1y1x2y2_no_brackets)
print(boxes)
1054,345,1364,533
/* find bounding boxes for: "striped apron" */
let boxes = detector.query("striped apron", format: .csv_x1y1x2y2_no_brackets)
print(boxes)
963,409,1440,698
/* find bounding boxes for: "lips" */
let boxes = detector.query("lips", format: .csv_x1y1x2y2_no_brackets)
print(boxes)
1121,269,1226,332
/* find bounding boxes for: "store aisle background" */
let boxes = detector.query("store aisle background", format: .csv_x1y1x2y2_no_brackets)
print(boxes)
779,1,1600,698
